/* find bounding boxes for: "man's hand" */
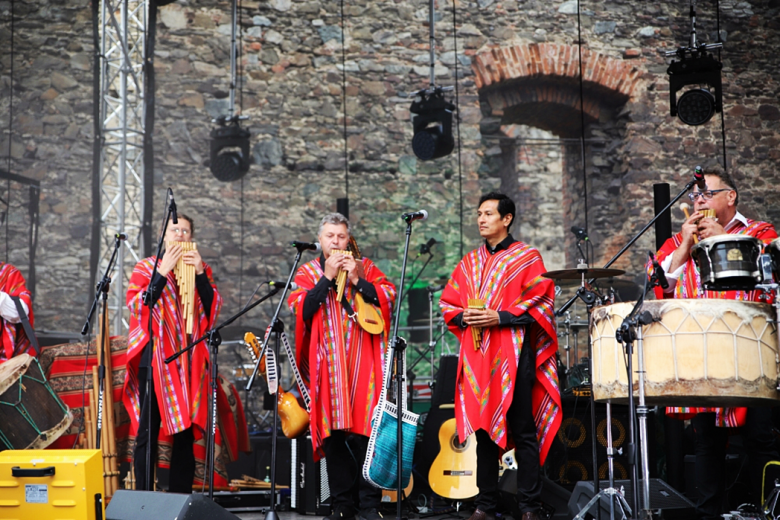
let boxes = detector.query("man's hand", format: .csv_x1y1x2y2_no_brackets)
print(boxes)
462,308,500,328
182,248,205,275
697,216,725,240
344,256,365,286
323,252,344,281
159,243,183,277
680,211,702,246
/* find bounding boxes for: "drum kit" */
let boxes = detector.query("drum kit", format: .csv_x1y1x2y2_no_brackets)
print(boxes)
545,235,780,519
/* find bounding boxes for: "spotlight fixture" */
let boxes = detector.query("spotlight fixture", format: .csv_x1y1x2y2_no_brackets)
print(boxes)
410,88,455,161
210,119,251,182
664,2,723,126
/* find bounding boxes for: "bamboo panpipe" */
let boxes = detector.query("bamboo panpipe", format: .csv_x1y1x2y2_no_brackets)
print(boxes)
167,241,198,334
681,203,716,244
332,249,353,301
468,298,486,350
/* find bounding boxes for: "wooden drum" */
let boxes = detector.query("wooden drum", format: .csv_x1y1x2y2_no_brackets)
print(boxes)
591,299,780,407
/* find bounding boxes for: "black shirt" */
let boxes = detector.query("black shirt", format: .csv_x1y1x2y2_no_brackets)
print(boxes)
301,255,380,322
449,234,535,329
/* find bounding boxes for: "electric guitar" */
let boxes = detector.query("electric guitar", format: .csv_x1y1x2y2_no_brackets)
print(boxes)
244,331,309,439
427,417,479,500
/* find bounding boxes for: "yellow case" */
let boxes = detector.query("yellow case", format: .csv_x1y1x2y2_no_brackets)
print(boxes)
0,449,105,520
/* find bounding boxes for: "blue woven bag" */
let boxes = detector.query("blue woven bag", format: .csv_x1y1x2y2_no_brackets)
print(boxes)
363,344,419,490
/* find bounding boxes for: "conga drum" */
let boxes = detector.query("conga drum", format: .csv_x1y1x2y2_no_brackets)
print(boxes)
0,354,72,450
591,299,780,406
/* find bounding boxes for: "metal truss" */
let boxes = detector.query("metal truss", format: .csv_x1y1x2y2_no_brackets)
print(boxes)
99,0,148,334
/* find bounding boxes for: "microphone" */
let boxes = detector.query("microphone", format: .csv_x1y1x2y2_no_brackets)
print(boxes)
115,232,129,241
291,241,321,252
268,280,299,291
402,210,428,223
168,188,178,224
693,165,706,190
570,226,588,241
419,238,437,256
649,251,669,290
426,284,445,293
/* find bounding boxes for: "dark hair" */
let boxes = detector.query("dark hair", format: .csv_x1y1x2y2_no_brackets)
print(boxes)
478,192,515,229
177,213,195,237
703,166,739,206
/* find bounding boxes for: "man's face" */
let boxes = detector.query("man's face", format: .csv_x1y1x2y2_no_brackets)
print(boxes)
477,200,511,241
693,174,736,219
165,219,193,243
319,223,349,259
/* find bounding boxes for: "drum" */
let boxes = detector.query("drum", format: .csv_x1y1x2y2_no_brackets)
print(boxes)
0,354,72,450
591,299,779,407
691,235,762,291
768,238,780,282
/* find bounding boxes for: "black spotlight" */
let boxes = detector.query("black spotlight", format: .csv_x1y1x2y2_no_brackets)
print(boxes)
209,121,251,182
410,88,455,161
667,49,722,126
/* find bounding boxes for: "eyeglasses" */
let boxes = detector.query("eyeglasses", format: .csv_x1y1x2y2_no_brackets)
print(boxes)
169,227,190,236
687,189,730,201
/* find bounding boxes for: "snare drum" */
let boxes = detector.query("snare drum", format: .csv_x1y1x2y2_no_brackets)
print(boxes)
0,354,73,450
691,235,762,291
591,299,779,407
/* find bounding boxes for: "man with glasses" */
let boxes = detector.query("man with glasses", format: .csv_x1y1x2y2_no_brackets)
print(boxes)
123,213,222,492
651,167,778,518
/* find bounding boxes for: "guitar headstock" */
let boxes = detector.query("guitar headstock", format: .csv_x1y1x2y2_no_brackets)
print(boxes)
243,332,261,363
348,236,362,260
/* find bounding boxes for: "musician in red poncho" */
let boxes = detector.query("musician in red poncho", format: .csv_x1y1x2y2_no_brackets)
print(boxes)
288,213,396,520
123,214,222,492
440,192,561,520
651,167,778,519
0,262,34,362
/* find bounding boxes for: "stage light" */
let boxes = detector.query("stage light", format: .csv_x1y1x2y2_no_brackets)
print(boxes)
209,120,251,182
676,88,716,125
410,89,455,161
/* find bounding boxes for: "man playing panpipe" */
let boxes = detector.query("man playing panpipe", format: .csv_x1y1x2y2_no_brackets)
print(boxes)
288,213,396,520
439,192,561,520
0,262,34,363
652,166,778,519
123,213,222,492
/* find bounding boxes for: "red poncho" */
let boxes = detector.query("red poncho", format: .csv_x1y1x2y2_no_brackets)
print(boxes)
288,257,396,461
439,241,561,464
0,263,34,362
651,218,778,426
123,257,222,437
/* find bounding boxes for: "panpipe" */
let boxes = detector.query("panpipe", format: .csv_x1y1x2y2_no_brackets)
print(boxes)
468,298,486,350
168,241,198,334
332,249,353,301
681,203,715,244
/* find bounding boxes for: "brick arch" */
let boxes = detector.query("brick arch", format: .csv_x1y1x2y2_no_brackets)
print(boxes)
472,42,643,100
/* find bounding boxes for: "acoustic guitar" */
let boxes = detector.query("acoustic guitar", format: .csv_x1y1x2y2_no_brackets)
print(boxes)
346,236,385,336
428,417,479,500
381,474,414,503
244,331,309,439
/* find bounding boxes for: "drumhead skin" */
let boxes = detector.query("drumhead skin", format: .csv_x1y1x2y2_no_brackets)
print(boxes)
590,299,779,407
0,354,32,395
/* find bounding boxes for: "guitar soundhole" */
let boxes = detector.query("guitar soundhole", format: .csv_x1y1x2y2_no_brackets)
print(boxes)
451,434,470,452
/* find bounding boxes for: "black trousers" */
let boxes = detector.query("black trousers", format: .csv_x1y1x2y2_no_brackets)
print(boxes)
134,365,196,493
692,408,778,519
475,337,541,515
321,431,382,512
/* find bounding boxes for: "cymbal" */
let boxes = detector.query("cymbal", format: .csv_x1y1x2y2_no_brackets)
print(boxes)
555,277,638,291
543,268,626,281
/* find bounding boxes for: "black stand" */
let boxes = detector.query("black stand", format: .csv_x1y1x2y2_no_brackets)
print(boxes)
81,233,124,450
388,218,419,520
137,188,176,491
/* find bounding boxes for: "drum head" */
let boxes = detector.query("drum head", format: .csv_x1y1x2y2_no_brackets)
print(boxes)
0,354,32,395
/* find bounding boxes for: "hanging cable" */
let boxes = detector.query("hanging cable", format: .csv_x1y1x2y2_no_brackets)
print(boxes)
340,0,349,203
715,0,727,173
576,0,590,255
451,0,463,258
5,0,15,262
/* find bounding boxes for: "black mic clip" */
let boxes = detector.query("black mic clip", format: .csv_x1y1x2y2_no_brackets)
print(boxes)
570,226,588,242
419,237,437,256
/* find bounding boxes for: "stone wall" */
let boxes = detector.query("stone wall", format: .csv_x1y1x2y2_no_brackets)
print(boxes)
1,0,779,354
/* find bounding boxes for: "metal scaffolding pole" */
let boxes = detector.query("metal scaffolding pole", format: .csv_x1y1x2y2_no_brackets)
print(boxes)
98,0,148,334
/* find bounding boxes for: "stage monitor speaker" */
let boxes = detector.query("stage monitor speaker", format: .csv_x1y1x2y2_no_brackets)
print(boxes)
567,479,695,520
106,490,240,520
291,435,331,515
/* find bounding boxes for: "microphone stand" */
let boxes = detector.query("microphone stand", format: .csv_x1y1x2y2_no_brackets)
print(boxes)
388,218,419,520
80,233,124,450
137,192,176,491
164,284,282,500
557,176,700,317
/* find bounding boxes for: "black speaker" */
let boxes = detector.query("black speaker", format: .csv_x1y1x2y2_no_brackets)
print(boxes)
291,435,331,515
567,479,695,519
227,434,291,486
106,490,240,520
